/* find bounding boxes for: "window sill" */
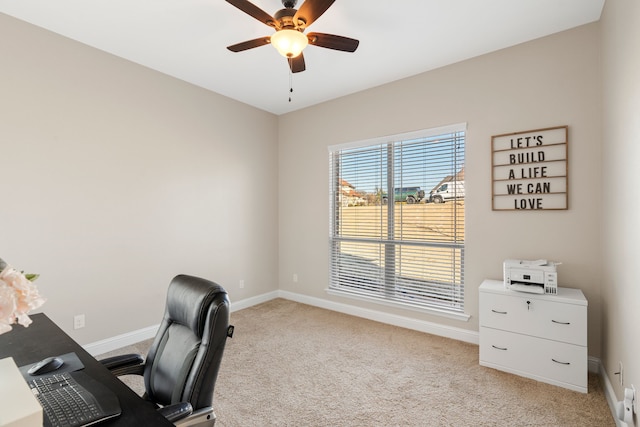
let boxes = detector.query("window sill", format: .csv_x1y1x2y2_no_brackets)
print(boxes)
326,288,471,322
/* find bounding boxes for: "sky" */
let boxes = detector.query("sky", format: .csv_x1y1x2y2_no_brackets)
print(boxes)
337,132,465,195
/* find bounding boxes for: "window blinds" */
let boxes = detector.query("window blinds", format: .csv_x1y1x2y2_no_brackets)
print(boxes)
329,126,465,313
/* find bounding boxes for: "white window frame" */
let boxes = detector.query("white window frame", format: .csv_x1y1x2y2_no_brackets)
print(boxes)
327,123,468,321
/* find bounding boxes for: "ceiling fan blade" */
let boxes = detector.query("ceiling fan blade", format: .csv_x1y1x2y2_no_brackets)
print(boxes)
289,53,306,73
227,37,271,52
293,0,335,28
307,32,359,52
226,0,276,27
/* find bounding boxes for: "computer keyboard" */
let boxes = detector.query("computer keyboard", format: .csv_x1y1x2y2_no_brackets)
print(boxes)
28,371,121,427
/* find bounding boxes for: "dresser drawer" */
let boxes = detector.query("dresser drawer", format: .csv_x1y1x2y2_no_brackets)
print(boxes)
479,327,587,392
479,291,587,346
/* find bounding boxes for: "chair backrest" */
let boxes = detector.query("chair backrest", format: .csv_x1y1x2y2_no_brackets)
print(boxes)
143,274,231,410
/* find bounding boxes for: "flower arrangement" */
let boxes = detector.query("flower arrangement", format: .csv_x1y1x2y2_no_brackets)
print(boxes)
0,258,46,335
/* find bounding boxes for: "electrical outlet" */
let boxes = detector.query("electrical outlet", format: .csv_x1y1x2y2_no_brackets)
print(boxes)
239,279,245,289
618,362,624,386
73,314,85,330
293,274,298,283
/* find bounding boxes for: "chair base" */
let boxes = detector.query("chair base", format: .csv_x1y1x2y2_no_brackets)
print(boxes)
174,407,216,427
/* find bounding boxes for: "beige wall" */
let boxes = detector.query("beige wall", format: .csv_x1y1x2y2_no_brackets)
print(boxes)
5,6,635,396
278,23,603,356
0,13,280,344
601,0,640,403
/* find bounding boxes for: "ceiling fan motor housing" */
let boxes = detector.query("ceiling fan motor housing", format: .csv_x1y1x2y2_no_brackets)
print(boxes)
274,8,300,29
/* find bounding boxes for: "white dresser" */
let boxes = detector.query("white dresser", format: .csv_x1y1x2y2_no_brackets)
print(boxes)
479,279,588,393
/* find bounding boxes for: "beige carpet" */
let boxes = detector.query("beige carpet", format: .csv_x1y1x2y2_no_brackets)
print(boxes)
101,299,615,426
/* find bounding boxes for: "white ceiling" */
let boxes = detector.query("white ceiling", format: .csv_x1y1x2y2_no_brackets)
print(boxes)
0,0,605,115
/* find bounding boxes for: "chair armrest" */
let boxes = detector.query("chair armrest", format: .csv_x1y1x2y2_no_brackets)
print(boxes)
158,402,193,423
99,354,145,376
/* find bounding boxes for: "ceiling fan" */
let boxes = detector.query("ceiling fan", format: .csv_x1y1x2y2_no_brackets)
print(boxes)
225,0,359,73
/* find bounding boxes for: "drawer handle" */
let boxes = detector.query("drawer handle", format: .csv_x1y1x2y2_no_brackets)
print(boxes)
491,345,508,351
552,320,571,325
552,359,571,365
491,309,507,315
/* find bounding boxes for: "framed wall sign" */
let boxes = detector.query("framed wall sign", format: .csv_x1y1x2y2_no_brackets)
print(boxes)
492,126,568,211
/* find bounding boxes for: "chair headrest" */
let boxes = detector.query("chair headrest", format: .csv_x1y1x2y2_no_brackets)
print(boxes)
166,274,227,335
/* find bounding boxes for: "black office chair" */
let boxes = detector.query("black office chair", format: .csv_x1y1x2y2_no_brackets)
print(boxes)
100,274,234,426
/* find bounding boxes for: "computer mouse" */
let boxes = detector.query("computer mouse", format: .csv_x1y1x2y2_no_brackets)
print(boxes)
27,356,64,376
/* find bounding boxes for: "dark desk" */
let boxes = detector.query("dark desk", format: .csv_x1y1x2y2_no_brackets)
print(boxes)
0,313,173,426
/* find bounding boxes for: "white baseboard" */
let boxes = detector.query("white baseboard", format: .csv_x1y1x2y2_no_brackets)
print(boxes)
84,289,603,361
230,291,280,312
84,324,158,356
278,290,479,344
596,358,630,427
83,291,280,356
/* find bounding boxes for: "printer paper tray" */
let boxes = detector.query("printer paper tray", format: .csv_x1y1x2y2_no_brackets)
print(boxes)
509,282,545,294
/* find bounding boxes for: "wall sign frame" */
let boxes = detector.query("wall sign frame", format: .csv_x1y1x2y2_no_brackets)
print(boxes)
492,126,568,211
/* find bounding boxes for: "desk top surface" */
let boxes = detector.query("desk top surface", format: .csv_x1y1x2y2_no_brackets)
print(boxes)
0,313,173,426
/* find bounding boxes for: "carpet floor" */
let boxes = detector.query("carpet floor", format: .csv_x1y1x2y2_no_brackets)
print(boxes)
100,298,615,426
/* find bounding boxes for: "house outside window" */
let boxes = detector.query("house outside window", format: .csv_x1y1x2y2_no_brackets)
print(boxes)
328,124,466,318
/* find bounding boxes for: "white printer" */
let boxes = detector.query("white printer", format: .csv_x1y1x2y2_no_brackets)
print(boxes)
503,259,559,295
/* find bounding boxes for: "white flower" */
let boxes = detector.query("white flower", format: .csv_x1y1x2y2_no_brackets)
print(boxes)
0,259,46,334
0,284,17,334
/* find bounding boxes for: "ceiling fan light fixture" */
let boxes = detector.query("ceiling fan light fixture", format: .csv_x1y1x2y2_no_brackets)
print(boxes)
271,29,308,58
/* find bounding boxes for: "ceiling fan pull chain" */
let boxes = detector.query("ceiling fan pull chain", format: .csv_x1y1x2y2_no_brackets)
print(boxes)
288,58,294,102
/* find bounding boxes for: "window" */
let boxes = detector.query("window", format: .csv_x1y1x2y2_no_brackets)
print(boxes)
328,124,466,317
